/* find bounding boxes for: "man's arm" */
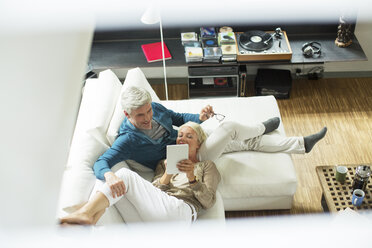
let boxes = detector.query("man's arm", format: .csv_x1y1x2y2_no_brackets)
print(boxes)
92,135,131,198
168,109,201,126
170,104,214,124
93,136,131,180
152,102,201,127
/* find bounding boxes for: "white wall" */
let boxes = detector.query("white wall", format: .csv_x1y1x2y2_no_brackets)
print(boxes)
326,8,372,73
0,11,94,227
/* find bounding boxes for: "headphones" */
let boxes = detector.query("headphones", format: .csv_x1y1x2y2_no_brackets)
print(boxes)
302,41,322,58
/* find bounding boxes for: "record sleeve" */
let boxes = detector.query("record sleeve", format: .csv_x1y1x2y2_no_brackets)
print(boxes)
203,47,222,57
202,38,218,47
200,27,216,38
183,41,202,48
219,26,233,33
221,44,237,55
185,47,203,57
218,32,236,45
181,32,198,42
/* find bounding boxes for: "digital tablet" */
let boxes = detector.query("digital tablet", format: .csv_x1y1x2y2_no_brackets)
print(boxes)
166,144,189,174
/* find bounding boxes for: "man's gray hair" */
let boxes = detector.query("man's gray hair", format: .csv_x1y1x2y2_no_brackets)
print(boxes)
121,86,152,114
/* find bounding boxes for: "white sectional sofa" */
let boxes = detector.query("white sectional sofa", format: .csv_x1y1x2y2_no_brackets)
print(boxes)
57,67,297,225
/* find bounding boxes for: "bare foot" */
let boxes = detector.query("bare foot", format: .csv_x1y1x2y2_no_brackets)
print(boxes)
59,212,94,226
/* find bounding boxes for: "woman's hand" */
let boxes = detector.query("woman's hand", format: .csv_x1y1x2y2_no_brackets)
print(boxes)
160,159,173,185
177,159,196,181
104,171,126,198
199,105,214,122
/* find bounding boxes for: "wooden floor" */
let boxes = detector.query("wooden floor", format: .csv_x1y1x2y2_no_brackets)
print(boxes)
225,77,372,218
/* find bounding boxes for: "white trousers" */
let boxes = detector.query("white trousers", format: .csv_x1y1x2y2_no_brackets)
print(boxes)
198,121,305,162
96,168,193,224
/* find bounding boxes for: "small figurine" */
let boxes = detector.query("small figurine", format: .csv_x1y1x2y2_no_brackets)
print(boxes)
335,15,353,47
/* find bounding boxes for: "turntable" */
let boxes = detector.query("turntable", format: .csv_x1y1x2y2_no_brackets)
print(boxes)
236,28,292,62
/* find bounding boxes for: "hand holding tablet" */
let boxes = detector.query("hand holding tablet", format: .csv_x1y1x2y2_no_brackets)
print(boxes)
166,144,189,174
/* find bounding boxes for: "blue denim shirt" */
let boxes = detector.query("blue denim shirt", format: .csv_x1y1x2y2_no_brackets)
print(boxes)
93,102,201,180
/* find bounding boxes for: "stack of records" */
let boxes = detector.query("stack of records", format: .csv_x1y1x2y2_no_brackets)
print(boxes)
220,44,237,63
185,47,203,63
200,27,218,48
182,27,237,64
203,47,222,63
181,32,198,46
218,32,236,45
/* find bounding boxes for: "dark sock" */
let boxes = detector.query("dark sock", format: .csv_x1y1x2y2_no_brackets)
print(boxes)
304,127,327,153
262,117,280,134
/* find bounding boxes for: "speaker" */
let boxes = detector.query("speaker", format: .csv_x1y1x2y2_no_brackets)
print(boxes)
302,41,322,58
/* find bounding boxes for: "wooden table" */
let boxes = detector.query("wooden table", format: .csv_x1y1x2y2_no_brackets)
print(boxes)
316,165,372,212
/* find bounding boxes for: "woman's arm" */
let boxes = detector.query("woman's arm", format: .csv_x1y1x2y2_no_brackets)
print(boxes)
152,160,172,190
190,160,221,209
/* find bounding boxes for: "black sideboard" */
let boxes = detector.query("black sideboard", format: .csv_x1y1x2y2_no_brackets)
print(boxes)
89,22,367,70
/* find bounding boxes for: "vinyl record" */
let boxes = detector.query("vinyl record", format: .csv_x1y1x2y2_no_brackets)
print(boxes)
239,30,273,51
214,77,228,87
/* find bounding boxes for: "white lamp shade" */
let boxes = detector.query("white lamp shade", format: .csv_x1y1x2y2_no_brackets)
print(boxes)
141,6,161,24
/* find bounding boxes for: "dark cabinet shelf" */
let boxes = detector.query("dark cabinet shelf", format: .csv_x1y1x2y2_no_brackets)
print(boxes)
188,75,238,98
189,86,238,98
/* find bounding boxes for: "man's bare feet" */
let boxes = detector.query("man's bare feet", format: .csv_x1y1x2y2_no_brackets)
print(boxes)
59,211,94,226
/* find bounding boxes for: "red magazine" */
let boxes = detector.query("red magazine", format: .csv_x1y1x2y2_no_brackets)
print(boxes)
141,42,172,63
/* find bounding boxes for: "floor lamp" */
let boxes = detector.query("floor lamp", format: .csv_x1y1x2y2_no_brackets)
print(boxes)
141,6,169,100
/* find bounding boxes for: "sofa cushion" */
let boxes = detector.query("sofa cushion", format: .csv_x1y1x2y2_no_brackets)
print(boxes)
59,70,122,215
216,152,296,199
66,70,122,169
106,67,161,145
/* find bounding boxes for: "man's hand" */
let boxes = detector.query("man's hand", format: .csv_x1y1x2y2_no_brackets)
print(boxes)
104,171,126,198
199,105,214,122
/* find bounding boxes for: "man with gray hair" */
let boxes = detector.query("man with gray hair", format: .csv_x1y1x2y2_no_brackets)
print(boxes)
93,86,214,198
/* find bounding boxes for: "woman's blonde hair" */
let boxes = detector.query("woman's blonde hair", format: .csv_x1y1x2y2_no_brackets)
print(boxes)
180,121,207,145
